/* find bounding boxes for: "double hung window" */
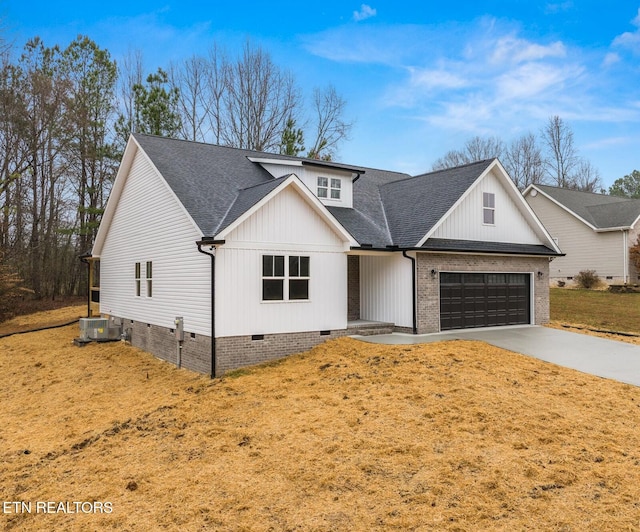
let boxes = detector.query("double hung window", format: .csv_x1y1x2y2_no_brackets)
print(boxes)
262,255,310,301
483,192,495,225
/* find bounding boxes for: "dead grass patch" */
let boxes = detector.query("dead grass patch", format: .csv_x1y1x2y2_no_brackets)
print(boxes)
2,311,640,530
0,305,85,336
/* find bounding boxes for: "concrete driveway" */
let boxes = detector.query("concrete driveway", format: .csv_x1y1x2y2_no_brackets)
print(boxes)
354,325,640,387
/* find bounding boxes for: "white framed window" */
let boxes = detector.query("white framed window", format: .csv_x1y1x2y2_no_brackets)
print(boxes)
288,255,310,300
146,261,153,297
135,262,141,297
483,192,495,225
262,254,310,301
135,261,153,297
317,177,328,198
330,178,341,199
262,255,285,300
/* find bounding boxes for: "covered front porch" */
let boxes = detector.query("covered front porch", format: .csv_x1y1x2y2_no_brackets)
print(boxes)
346,253,415,334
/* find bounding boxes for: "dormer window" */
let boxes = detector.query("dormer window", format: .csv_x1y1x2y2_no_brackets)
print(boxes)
317,177,328,198
317,177,341,200
483,192,495,225
330,178,341,199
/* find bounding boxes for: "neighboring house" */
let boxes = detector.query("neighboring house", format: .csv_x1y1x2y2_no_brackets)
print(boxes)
524,184,640,285
90,134,561,376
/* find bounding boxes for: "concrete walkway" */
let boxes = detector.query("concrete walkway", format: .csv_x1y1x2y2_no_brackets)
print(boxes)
353,325,640,387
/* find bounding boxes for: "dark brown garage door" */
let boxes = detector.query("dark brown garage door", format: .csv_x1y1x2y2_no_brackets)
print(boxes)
440,273,530,330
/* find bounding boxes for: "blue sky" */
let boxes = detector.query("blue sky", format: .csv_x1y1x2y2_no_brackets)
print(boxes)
2,1,640,188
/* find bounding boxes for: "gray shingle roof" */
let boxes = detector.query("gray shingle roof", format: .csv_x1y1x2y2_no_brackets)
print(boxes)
380,159,495,247
132,134,558,255
535,184,640,229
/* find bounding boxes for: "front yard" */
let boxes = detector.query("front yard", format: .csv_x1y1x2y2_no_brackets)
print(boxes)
2,304,640,530
550,287,640,335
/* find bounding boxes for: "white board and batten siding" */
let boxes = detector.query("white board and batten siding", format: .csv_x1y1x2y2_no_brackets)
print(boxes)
99,149,211,335
359,254,413,328
216,185,349,337
432,170,541,245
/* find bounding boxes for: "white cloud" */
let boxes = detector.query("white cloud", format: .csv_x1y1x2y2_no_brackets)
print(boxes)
497,63,581,100
602,52,620,67
491,36,566,65
408,67,468,90
612,8,640,52
353,4,377,22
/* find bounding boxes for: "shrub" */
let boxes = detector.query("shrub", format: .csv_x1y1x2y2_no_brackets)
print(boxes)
574,270,600,289
630,234,640,275
556,280,566,287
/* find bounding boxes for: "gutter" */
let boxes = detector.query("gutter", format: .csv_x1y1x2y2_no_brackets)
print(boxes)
196,238,225,378
402,250,418,334
350,245,564,258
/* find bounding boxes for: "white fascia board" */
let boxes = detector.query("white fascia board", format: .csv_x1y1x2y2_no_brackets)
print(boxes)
247,156,303,167
91,134,204,257
415,162,494,247
495,166,563,254
214,173,358,247
91,136,139,257
417,161,562,254
594,226,633,233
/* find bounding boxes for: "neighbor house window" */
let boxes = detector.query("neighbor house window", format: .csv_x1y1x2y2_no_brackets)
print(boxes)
146,261,153,297
330,178,341,199
483,192,495,224
317,177,328,198
135,262,141,296
262,254,310,301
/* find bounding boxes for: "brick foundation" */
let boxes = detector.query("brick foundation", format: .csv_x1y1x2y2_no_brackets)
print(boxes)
120,318,212,375
119,317,353,377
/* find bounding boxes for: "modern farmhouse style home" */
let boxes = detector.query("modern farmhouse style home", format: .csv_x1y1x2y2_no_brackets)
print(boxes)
90,134,562,376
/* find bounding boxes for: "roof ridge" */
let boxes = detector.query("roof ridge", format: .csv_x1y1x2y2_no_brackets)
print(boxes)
537,183,633,201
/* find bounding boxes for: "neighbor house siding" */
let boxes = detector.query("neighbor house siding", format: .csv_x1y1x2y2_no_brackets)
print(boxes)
415,253,549,334
359,253,413,328
99,148,211,336
526,192,625,282
216,185,348,337
432,169,540,244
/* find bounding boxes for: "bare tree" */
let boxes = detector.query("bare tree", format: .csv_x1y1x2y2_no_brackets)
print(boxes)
306,85,352,160
503,133,545,190
114,49,144,151
432,136,504,170
170,55,213,142
205,43,226,145
542,115,579,188
573,160,603,193
221,41,301,152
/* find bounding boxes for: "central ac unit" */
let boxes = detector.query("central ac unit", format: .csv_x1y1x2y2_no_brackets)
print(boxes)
79,318,121,341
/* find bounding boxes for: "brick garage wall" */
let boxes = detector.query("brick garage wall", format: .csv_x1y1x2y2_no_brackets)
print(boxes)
120,318,212,375
415,253,550,334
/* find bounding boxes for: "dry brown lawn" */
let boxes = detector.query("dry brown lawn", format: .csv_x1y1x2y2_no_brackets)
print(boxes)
2,308,640,531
